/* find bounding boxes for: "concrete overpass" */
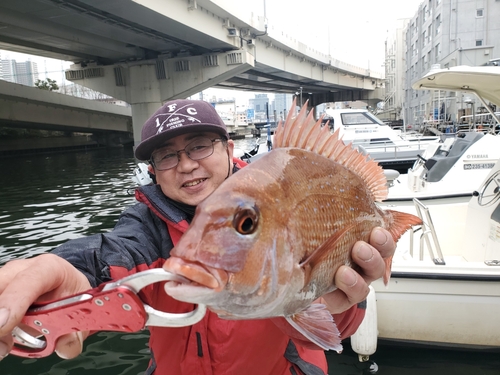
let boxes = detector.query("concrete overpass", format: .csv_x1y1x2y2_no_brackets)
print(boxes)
0,80,131,133
0,79,133,149
0,0,386,151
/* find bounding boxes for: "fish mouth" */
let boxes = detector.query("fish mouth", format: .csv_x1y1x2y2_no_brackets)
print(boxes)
163,257,228,291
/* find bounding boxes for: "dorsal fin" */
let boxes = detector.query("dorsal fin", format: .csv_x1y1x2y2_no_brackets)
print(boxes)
274,100,388,202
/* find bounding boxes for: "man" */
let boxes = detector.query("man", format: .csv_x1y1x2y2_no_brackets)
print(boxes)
0,99,395,374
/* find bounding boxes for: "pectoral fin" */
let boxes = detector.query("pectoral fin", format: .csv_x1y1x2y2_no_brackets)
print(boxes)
299,223,357,286
285,303,342,352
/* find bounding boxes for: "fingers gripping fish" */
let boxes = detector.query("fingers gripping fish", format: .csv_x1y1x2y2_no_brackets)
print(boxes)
163,100,422,352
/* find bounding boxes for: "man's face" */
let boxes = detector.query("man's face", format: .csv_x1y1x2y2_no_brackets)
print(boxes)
150,131,234,206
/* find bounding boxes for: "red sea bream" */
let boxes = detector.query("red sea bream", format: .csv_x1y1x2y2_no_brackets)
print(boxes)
163,102,421,351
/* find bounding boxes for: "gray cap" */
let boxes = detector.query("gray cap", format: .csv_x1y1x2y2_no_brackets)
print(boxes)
134,99,229,161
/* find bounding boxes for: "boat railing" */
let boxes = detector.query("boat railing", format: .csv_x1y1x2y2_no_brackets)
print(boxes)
410,198,446,265
358,139,430,159
360,143,405,160
457,127,499,136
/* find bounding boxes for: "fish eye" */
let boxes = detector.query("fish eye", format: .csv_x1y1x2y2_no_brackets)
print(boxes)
233,206,259,235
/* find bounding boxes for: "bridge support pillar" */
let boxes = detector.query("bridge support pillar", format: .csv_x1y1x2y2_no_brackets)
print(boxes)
127,64,164,151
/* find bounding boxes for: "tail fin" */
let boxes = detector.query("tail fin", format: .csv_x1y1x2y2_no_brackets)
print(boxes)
383,210,422,284
386,210,422,243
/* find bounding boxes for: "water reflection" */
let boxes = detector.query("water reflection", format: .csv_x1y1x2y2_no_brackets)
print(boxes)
0,149,137,263
1,331,151,375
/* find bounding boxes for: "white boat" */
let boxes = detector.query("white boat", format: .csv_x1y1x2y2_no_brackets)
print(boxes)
351,65,500,358
386,130,500,206
323,107,440,172
384,64,500,208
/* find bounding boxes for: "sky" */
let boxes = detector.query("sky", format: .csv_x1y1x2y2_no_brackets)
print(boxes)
1,0,424,102
262,0,424,70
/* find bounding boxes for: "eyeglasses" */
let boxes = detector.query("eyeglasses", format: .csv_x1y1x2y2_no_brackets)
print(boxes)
150,137,224,171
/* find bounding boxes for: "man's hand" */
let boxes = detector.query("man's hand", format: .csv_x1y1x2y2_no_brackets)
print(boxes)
0,254,91,360
322,227,395,314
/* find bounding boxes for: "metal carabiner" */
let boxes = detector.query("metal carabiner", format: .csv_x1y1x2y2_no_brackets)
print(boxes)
11,268,207,358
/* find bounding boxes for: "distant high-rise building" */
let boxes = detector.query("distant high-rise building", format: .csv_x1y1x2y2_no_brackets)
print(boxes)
15,60,39,86
0,57,39,86
249,94,268,112
381,18,409,123
0,58,16,83
249,94,270,122
274,93,293,121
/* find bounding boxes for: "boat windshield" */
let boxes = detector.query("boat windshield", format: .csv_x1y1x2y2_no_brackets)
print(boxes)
341,112,385,126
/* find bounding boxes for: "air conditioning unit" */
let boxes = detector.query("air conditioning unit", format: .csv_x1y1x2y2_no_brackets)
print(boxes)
227,27,238,37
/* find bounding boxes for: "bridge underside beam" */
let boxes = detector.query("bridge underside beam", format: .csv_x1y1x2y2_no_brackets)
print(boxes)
306,87,385,108
66,50,255,149
66,50,255,103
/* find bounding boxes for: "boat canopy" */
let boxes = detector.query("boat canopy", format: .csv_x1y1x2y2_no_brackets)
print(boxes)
412,65,500,107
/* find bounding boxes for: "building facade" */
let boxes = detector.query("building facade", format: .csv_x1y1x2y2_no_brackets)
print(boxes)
381,18,410,123
402,0,500,127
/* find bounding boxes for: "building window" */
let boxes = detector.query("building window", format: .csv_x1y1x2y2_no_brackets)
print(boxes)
476,40,483,46
435,43,441,61
435,14,441,35
477,9,484,17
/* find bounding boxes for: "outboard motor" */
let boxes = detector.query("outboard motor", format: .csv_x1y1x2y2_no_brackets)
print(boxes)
131,162,153,186
240,138,261,163
407,142,442,192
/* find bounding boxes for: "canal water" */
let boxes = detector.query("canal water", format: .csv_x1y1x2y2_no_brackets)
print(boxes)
0,141,499,375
